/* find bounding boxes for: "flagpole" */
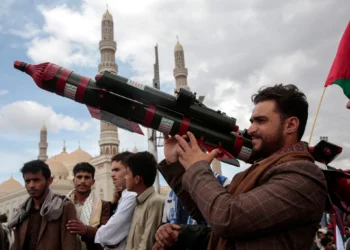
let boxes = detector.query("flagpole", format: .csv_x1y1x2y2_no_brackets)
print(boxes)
308,86,327,144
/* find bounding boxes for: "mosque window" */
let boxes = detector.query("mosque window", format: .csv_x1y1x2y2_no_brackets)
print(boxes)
106,147,110,155
100,188,104,199
113,147,117,155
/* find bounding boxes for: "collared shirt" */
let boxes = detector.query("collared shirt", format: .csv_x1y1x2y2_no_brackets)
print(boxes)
23,206,42,250
95,189,137,250
125,186,164,250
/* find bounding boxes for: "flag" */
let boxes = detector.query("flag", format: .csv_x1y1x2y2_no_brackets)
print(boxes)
332,206,346,250
324,21,350,99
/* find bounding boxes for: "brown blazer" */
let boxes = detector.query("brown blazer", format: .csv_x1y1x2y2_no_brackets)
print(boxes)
11,199,77,250
81,200,110,250
158,159,327,250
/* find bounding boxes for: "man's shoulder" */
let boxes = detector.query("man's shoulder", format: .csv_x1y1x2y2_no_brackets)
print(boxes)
123,190,137,199
273,160,321,173
149,191,165,205
267,160,326,183
120,191,137,204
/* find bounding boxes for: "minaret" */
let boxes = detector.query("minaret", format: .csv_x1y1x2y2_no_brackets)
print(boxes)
98,7,120,156
38,124,48,161
90,7,121,202
148,44,160,192
153,44,160,89
173,37,189,93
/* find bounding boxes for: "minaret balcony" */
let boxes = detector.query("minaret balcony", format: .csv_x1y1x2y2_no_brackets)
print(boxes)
98,62,118,73
173,68,188,77
99,40,116,51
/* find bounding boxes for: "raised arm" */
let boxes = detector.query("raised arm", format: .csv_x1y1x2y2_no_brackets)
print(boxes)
182,160,327,238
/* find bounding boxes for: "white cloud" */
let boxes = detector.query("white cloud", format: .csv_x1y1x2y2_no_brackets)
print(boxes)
0,101,91,133
11,0,350,172
9,22,41,38
0,90,8,95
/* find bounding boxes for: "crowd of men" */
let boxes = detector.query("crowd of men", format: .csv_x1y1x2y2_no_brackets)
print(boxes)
0,84,349,250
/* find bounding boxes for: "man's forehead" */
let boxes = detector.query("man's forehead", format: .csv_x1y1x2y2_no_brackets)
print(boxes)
112,161,125,169
24,171,44,179
251,100,277,116
75,171,92,176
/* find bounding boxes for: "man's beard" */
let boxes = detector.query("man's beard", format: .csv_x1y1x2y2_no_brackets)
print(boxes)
251,127,284,160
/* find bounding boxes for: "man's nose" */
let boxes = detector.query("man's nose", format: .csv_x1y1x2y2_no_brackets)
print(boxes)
28,181,35,188
247,123,257,136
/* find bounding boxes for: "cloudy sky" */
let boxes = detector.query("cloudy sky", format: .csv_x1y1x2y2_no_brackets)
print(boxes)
0,0,349,185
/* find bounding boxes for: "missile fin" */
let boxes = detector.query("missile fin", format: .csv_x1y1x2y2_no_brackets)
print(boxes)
87,106,144,135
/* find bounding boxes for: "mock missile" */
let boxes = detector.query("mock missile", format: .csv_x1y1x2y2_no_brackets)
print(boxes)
14,60,253,165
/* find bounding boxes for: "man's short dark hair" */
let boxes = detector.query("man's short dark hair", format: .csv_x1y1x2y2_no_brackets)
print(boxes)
126,151,157,187
251,84,308,140
0,213,7,223
111,151,133,166
20,160,51,179
320,236,332,247
73,162,96,179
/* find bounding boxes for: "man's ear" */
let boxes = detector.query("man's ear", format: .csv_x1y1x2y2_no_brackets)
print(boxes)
285,116,299,135
135,175,141,185
48,176,54,185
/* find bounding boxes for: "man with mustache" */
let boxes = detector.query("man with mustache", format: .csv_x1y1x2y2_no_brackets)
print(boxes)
66,162,110,250
156,84,328,250
8,160,77,250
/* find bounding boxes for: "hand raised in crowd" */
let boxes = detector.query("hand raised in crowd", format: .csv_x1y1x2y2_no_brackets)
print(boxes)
66,220,87,235
163,133,188,164
154,223,181,247
175,132,219,170
111,186,123,205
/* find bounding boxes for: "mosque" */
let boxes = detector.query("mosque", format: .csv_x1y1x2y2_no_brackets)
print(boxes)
0,8,222,219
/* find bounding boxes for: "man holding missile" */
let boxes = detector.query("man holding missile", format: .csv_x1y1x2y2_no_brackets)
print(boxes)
155,84,327,250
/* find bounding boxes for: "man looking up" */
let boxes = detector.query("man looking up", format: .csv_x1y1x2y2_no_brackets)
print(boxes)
8,160,77,250
125,151,164,250
157,84,328,250
95,152,137,250
66,162,110,250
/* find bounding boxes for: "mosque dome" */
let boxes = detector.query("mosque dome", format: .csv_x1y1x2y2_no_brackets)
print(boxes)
133,146,138,153
46,151,69,166
102,9,113,21
66,148,92,167
0,177,22,193
174,41,184,52
49,160,69,178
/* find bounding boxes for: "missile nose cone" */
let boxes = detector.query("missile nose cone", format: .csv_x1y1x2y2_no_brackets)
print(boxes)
14,60,27,72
